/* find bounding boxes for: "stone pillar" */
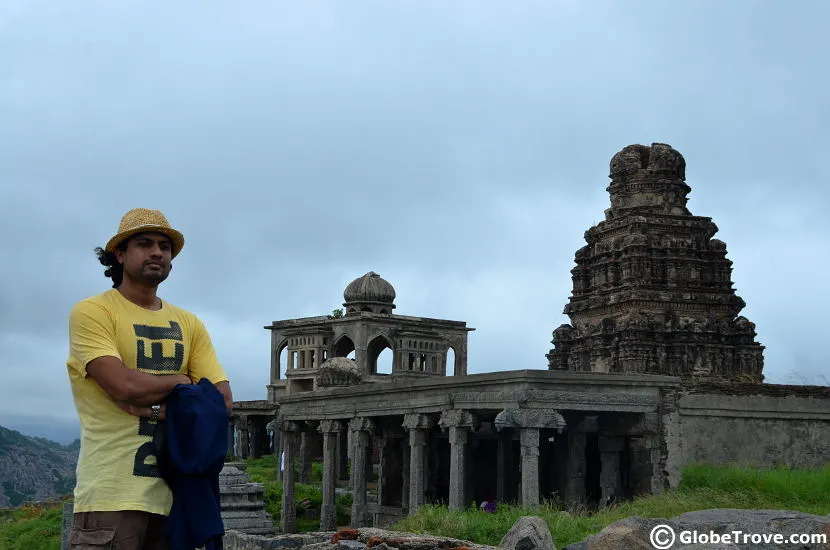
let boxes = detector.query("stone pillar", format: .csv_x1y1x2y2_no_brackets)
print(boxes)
403,413,432,514
439,409,480,510
401,438,410,510
520,428,540,507
60,502,73,550
319,420,344,531
349,417,375,527
496,430,513,502
280,421,300,533
599,435,624,507
237,416,250,460
449,427,468,509
273,424,283,482
299,430,311,483
227,419,235,460
494,408,566,508
247,418,257,458
564,431,587,507
376,436,388,506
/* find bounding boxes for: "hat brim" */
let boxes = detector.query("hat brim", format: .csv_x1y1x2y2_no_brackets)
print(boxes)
105,225,185,258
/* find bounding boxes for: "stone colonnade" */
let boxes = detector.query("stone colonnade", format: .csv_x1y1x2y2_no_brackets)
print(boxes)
276,408,660,532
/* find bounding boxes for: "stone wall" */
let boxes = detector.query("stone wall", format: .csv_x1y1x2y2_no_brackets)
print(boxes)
678,383,830,470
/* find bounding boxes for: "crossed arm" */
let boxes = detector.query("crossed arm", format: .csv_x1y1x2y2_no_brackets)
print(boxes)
86,355,234,419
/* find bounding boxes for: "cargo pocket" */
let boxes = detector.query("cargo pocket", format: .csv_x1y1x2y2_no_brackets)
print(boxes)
69,527,115,549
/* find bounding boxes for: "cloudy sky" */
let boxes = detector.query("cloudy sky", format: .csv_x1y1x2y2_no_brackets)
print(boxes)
1,1,828,444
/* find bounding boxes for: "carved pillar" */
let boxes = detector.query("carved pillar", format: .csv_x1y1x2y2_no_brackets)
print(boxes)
403,413,432,514
247,417,257,458
494,408,566,509
376,436,388,506
299,430,311,483
401,437,410,510
349,417,375,527
439,410,480,509
227,419,234,460
564,431,587,507
599,435,624,506
319,420,344,531
280,421,300,533
272,420,283,482
520,428,540,507
237,416,250,460
496,430,513,502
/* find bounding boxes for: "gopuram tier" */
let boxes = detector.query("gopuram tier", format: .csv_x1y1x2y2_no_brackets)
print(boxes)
547,143,764,381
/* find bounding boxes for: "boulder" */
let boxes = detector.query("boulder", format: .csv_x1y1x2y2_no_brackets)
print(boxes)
563,509,830,550
499,516,555,550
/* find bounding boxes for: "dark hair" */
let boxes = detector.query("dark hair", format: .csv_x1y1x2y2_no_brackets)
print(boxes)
94,240,129,288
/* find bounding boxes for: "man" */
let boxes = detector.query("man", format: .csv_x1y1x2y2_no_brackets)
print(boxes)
66,208,233,550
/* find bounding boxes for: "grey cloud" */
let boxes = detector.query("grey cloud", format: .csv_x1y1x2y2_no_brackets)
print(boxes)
1,0,828,443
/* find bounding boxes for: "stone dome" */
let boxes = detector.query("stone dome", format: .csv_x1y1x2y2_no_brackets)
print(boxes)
609,143,686,181
316,357,362,387
343,272,396,312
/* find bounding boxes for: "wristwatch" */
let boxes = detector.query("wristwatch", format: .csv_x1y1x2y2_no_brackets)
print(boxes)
150,405,160,423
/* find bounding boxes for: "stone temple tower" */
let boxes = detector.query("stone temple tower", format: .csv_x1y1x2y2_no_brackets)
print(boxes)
546,143,764,381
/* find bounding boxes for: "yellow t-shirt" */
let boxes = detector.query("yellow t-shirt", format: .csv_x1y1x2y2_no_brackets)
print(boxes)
66,289,229,515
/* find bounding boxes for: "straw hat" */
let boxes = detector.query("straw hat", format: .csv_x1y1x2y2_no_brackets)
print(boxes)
105,208,185,258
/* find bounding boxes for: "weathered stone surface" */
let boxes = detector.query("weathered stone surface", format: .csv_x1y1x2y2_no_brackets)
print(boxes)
220,462,278,536
224,531,331,550
499,516,555,550
494,409,565,432
547,143,764,382
563,509,830,550
225,528,496,550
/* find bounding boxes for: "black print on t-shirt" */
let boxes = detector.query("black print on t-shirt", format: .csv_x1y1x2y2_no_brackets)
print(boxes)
135,321,184,373
131,321,184,478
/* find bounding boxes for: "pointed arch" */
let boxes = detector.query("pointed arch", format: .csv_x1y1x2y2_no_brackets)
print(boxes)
446,346,457,376
368,334,394,375
334,335,356,359
277,339,289,378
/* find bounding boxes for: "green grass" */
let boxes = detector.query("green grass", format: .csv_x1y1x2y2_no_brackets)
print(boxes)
0,501,65,550
245,455,352,530
391,464,830,548
2,463,828,549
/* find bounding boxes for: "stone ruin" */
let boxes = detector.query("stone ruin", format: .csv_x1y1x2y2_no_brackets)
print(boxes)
547,143,765,381
219,462,277,535
224,142,830,539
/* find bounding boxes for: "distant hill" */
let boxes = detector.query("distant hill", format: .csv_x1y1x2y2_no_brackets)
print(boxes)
0,425,79,507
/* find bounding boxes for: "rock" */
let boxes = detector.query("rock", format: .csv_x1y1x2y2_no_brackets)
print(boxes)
223,530,330,550
500,516,555,550
563,509,830,550
565,516,666,550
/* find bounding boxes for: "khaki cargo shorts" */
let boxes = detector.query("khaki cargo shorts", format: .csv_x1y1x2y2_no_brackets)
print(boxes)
68,511,169,550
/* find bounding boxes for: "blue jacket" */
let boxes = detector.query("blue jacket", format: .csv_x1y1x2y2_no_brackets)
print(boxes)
156,378,228,550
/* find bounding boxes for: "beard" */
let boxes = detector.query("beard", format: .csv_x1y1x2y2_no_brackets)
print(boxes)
127,263,170,286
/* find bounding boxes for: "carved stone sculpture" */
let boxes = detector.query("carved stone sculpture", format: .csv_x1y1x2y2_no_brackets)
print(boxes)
547,143,764,381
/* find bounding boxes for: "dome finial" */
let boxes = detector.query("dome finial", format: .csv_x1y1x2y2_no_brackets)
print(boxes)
343,272,396,314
